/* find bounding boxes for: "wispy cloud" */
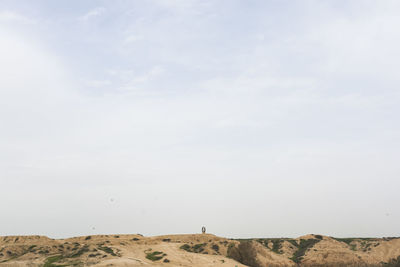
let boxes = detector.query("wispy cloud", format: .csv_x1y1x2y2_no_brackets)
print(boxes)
153,0,198,10
123,34,144,44
0,10,35,24
106,66,166,95
84,79,112,88
1,0,400,238
78,7,106,21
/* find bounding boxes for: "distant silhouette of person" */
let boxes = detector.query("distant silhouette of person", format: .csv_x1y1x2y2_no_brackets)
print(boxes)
202,226,206,234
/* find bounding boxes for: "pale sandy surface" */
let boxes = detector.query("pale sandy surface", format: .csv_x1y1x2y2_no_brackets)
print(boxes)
1,234,400,266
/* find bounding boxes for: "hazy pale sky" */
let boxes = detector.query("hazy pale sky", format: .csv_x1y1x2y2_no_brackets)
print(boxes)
1,0,399,239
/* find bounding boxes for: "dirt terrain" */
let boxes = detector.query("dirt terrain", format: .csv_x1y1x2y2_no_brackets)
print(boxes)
1,234,400,267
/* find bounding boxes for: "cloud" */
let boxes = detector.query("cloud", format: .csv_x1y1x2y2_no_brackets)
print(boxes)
0,27,81,184
2,0,400,238
78,7,106,21
84,79,112,88
105,66,166,95
123,34,144,44
0,10,35,24
153,0,198,10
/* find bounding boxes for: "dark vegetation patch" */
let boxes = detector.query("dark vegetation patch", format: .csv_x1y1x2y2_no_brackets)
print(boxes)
39,249,50,254
227,241,263,267
0,245,39,263
333,238,376,245
88,253,102,258
180,244,191,252
302,264,392,267
43,255,67,267
70,245,90,258
42,254,83,267
179,243,207,253
270,239,284,254
384,255,400,267
361,242,372,252
162,238,171,242
333,238,380,252
145,250,166,261
240,237,302,254
0,254,19,263
288,239,299,248
332,238,356,245
255,238,294,254
193,243,206,253
28,245,37,252
383,237,400,241
290,238,321,264
212,244,219,252
97,246,117,256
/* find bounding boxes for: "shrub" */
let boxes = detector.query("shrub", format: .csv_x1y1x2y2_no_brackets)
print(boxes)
145,251,164,261
70,245,90,258
180,243,206,253
43,255,66,267
193,243,206,253
212,244,219,252
290,238,321,264
287,239,299,247
271,239,283,254
237,242,263,267
332,238,357,245
384,255,400,267
180,244,191,252
98,246,117,256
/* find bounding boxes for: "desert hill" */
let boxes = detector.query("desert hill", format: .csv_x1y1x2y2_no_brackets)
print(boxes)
1,234,400,267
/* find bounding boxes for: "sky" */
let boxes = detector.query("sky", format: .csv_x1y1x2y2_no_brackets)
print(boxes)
1,0,400,239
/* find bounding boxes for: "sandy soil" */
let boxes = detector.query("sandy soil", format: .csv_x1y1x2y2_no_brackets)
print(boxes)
1,234,400,266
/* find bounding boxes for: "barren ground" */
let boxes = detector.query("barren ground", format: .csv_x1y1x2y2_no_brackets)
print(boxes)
1,234,400,267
